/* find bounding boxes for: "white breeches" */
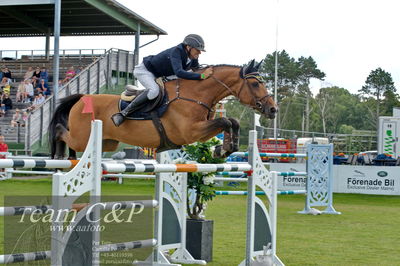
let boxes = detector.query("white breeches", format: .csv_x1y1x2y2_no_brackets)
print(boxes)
134,63,159,100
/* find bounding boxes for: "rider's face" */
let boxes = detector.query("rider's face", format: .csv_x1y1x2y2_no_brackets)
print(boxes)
188,47,201,60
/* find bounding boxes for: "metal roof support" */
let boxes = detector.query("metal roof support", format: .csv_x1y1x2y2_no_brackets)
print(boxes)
0,0,54,5
45,28,50,60
52,0,61,113
133,24,140,85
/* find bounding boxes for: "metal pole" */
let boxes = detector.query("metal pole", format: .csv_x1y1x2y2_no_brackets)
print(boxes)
45,28,50,60
133,24,140,85
273,0,279,140
52,0,61,112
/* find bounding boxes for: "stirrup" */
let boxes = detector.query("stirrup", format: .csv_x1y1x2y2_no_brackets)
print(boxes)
111,113,125,127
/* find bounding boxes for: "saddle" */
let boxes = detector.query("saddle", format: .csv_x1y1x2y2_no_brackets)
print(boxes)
118,79,167,120
118,78,182,152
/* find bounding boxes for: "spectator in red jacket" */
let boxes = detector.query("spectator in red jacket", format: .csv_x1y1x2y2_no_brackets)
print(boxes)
0,135,8,159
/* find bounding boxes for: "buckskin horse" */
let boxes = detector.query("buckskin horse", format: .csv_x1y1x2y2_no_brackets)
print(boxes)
49,60,277,159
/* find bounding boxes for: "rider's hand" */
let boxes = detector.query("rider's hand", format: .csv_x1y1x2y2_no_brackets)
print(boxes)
202,67,213,79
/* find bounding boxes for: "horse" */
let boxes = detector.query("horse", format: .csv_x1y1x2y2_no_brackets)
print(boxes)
49,60,277,159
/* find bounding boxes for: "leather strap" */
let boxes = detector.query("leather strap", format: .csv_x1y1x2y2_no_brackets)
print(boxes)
150,111,182,152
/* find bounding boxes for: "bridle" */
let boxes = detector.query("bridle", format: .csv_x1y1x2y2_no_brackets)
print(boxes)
211,72,273,114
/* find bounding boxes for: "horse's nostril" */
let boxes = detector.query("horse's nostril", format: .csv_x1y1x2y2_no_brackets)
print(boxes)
270,107,277,113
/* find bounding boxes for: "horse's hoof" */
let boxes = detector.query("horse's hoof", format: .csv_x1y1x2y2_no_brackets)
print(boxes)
232,138,239,152
213,145,231,158
111,114,125,127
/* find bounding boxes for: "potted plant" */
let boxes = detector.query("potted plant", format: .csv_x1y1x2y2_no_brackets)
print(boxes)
183,138,225,262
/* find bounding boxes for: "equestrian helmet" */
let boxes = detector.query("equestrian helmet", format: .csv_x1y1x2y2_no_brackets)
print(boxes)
183,34,206,51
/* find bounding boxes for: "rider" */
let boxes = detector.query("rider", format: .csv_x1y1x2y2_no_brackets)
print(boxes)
111,34,214,127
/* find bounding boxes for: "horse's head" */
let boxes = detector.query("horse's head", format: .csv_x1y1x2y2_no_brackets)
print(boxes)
237,60,278,119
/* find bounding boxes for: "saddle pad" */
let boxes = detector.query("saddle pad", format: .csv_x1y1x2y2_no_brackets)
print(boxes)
118,92,169,120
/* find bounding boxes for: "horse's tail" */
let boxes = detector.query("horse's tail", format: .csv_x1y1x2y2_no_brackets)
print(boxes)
49,94,84,158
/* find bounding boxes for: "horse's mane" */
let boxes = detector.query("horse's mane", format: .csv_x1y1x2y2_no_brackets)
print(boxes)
209,64,241,68
194,64,241,74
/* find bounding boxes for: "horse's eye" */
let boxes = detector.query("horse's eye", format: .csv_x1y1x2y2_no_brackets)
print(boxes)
252,82,259,88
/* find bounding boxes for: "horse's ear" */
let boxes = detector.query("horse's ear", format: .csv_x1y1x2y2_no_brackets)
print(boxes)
247,59,255,73
242,59,255,76
255,60,263,71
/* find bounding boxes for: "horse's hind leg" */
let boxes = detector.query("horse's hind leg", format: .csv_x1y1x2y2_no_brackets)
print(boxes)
68,148,77,160
54,123,67,159
103,139,119,152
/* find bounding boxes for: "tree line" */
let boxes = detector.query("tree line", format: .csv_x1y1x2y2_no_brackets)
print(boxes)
225,50,399,141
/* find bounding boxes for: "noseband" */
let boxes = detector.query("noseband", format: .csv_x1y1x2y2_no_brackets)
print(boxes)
211,73,272,114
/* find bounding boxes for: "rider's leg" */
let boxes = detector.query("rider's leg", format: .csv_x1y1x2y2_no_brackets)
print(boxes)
111,63,159,127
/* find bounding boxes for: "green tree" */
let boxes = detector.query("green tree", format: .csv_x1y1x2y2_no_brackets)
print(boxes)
297,56,325,132
359,67,396,125
261,50,301,98
315,87,369,132
381,90,400,116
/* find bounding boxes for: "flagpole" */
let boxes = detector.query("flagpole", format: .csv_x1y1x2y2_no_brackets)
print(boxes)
273,0,279,140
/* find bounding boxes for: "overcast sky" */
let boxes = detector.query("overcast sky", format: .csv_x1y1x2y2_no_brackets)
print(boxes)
1,0,399,95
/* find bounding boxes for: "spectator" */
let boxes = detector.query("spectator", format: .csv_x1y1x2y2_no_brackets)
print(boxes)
24,79,34,102
0,67,3,81
0,93,12,116
2,84,10,96
24,66,34,81
16,81,27,103
0,77,10,93
35,93,45,105
2,67,12,81
27,93,45,111
21,111,28,126
62,66,75,84
11,108,22,128
0,135,8,159
36,79,49,95
40,67,48,82
31,67,41,87
76,65,84,74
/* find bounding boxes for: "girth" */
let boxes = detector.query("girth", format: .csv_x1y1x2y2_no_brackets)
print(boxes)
150,111,182,152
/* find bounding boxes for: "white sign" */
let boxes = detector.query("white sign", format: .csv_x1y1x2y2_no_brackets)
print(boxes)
334,165,400,195
267,163,306,191
267,163,400,195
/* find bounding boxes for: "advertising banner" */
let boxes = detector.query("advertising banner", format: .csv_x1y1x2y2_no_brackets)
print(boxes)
268,163,307,191
334,165,400,195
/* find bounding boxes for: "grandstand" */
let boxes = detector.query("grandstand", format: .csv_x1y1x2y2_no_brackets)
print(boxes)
0,0,167,155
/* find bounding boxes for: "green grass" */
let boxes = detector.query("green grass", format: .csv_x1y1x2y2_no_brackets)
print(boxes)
1,178,399,265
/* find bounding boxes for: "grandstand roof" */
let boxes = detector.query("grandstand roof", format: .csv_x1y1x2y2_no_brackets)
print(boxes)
0,0,167,37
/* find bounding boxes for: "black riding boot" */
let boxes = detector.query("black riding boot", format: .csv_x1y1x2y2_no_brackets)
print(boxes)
111,90,149,127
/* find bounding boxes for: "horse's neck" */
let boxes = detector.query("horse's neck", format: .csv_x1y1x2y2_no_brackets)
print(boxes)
169,67,241,103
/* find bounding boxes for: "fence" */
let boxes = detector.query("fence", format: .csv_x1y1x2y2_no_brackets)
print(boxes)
0,49,107,61
257,125,377,154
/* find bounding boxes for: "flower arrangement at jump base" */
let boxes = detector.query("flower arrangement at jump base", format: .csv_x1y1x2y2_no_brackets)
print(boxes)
183,138,225,220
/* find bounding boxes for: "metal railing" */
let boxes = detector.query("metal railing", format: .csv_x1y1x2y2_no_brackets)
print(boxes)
257,126,377,154
0,49,107,61
24,48,135,154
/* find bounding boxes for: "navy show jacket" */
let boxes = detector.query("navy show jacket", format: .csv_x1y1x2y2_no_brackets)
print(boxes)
143,43,201,80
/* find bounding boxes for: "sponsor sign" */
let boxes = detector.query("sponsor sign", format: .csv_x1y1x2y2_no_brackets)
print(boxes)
334,165,400,195
268,163,307,191
268,163,400,195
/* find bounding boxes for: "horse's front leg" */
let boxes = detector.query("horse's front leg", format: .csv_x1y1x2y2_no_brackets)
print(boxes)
227,118,240,151
189,117,239,157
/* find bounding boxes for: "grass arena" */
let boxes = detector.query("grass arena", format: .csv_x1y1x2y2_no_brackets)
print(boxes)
0,121,399,265
1,179,399,265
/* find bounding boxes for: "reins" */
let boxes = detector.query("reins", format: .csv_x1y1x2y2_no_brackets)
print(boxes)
165,69,272,118
167,80,214,118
